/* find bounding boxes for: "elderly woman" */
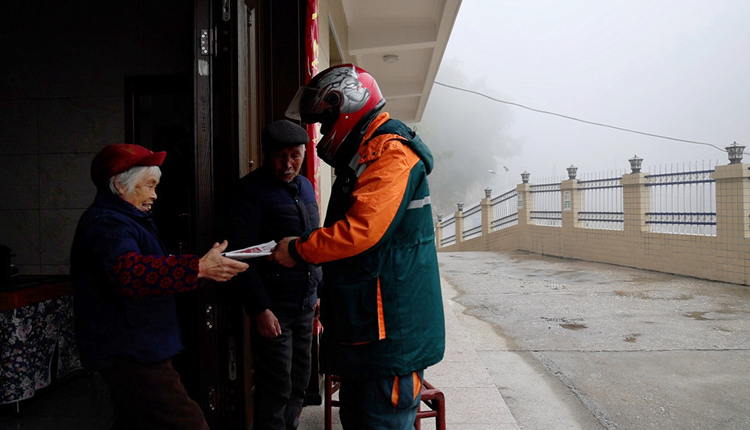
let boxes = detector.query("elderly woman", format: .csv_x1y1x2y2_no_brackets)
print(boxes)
70,143,248,430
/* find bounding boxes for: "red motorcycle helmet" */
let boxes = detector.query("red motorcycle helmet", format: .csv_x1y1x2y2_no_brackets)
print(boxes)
286,64,385,166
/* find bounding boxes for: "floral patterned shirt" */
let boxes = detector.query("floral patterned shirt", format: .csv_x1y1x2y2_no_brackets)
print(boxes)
111,252,201,298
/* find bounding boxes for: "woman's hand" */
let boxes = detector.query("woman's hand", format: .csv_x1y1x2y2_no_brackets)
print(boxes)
198,240,249,282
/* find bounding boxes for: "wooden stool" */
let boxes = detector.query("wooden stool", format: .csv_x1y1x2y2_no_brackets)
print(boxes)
324,374,445,430
324,374,341,430
415,379,446,430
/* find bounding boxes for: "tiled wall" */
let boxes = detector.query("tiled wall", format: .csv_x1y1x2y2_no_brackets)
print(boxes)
0,0,191,275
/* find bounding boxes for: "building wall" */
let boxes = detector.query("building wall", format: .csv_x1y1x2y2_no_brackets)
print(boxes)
312,0,353,221
439,164,750,286
0,1,192,275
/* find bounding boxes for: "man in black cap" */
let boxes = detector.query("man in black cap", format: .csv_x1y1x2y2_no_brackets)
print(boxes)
227,120,322,430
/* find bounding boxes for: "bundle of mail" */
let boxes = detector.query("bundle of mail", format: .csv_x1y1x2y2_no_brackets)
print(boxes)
222,240,276,260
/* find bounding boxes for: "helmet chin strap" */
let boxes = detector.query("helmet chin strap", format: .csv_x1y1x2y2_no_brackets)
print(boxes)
327,106,384,170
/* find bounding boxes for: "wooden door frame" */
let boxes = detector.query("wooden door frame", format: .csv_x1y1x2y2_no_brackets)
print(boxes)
191,1,308,428
194,0,222,428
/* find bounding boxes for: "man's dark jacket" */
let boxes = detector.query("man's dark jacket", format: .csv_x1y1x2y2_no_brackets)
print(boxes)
228,166,322,315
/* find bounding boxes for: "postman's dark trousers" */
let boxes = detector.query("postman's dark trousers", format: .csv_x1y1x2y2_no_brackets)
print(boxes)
339,370,424,430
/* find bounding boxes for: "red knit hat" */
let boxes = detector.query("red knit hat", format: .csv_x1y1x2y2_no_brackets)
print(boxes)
91,144,166,185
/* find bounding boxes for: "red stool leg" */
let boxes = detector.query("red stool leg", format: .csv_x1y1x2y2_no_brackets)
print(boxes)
434,389,446,430
414,381,445,430
325,375,342,430
324,374,333,430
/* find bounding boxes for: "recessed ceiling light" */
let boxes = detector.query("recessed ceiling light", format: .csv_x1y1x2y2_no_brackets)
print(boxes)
382,54,399,64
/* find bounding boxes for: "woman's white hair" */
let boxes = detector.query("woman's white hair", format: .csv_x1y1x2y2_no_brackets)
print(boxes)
108,165,162,196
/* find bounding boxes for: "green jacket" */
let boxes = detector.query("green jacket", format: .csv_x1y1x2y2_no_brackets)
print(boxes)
290,113,445,378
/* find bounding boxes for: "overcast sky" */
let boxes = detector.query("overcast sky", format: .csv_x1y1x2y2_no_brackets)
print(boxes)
418,0,750,198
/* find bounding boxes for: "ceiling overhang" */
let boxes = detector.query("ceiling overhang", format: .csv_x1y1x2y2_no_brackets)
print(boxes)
337,0,462,123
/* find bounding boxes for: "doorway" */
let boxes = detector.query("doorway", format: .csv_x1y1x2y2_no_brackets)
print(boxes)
125,74,195,256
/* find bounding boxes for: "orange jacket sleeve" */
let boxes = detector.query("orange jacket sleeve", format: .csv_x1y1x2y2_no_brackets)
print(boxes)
295,138,421,265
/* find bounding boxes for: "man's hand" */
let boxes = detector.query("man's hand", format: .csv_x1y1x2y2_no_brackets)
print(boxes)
270,236,298,268
198,240,249,282
255,309,281,338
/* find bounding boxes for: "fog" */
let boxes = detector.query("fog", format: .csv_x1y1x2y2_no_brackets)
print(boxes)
415,0,750,216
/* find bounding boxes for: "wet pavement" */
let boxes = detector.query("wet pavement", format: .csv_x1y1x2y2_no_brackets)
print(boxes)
4,250,750,429
434,251,750,430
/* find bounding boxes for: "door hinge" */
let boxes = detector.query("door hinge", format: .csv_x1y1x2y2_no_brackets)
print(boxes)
200,28,217,56
207,386,217,411
205,304,215,330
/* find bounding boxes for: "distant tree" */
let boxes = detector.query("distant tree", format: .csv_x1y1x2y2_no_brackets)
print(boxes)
412,58,520,218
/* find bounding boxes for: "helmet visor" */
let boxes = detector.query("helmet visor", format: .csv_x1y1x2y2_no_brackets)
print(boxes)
285,85,336,122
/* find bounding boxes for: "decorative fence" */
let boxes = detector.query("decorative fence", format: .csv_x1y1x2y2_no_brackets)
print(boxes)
461,202,482,240
645,161,717,236
435,145,750,286
439,213,456,247
530,181,562,227
490,189,518,231
579,173,624,231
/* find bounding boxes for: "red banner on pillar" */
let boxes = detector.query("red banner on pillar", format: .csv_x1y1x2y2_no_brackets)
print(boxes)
305,0,321,204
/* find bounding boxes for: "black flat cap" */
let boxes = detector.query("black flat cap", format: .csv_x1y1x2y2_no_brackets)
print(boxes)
262,120,310,152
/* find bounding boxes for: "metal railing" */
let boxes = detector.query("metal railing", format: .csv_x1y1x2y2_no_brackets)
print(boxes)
439,159,724,242
646,162,717,236
578,173,624,230
530,181,561,227
490,189,518,231
461,202,482,240
440,214,456,246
